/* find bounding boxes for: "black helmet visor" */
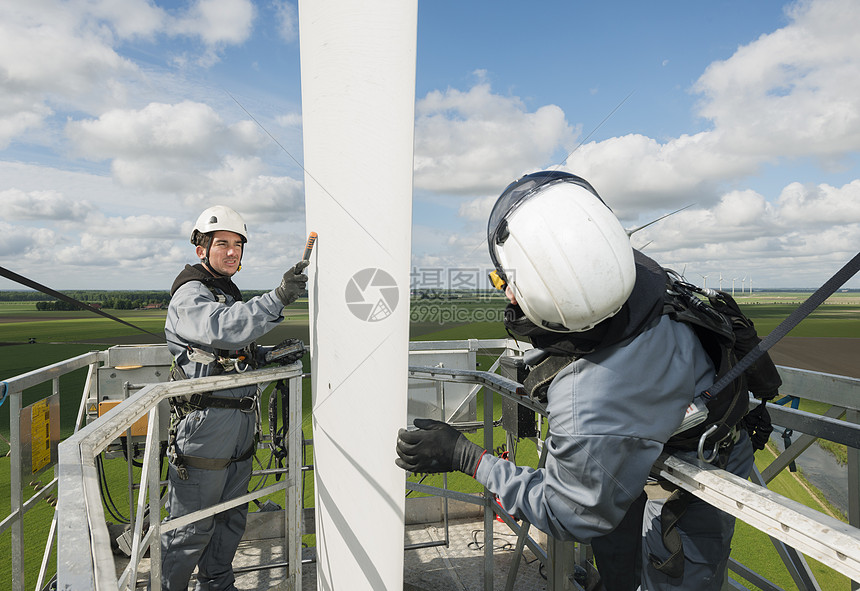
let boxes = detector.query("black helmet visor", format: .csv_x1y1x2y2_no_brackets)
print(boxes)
486,171,602,272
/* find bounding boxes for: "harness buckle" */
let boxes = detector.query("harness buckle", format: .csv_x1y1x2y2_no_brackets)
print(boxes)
238,396,256,413
188,393,206,410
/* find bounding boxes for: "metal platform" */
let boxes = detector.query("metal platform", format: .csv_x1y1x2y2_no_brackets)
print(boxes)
115,516,550,590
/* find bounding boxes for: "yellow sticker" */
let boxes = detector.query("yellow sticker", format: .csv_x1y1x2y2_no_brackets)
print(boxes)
31,399,51,474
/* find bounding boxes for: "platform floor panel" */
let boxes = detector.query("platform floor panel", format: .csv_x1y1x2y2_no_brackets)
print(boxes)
118,517,550,590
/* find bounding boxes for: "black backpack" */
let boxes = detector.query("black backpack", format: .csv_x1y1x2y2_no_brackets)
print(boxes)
662,272,781,454
519,269,782,455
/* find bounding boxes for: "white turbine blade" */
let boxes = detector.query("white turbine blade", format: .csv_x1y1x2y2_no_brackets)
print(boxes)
300,2,416,589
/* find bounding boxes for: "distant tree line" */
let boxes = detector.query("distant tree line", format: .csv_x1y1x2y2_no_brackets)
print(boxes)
1,290,173,310
1,289,274,310
35,301,79,311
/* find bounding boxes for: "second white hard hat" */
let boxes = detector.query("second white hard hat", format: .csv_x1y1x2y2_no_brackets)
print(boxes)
488,171,636,333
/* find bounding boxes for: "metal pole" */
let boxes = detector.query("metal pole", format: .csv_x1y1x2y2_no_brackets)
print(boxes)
439,376,450,547
123,381,135,526
288,375,303,591
73,361,98,433
148,402,162,590
848,409,860,591
35,510,58,591
10,385,24,591
505,445,550,591
483,385,494,591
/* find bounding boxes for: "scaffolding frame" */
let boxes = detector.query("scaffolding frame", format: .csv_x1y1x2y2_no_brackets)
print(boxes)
4,340,860,590
407,346,860,591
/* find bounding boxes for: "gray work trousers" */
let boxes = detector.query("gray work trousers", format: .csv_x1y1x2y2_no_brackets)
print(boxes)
591,429,755,591
161,406,256,591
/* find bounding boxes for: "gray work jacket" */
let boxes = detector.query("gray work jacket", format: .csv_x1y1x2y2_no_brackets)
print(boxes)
165,280,285,398
475,315,715,542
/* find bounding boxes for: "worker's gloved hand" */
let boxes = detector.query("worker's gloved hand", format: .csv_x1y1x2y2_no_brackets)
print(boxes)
743,401,773,451
275,260,309,306
395,418,487,476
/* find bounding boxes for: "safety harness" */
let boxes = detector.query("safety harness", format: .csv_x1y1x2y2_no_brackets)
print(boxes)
515,250,860,580
165,266,260,480
510,252,783,580
648,251,860,578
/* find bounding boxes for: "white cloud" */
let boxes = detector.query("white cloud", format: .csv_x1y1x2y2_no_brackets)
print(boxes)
0,2,140,144
0,5,135,96
694,0,860,158
1,0,858,291
1,189,94,221
67,101,231,160
0,108,51,150
273,0,298,43
65,101,273,193
633,179,860,285
276,112,302,127
0,0,264,150
0,222,58,258
458,194,498,223
84,0,167,39
202,158,305,220
413,83,577,194
775,180,860,225
556,0,860,221
169,0,256,47
564,132,757,215
82,212,184,238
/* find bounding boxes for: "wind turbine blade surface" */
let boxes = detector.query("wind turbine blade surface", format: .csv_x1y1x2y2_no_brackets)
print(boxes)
299,1,417,589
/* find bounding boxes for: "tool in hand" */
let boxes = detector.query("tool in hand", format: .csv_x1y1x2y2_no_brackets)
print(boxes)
296,231,317,273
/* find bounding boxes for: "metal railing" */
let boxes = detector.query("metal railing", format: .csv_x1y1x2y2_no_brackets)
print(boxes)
2,350,102,591
56,363,304,591
407,360,860,591
4,340,860,591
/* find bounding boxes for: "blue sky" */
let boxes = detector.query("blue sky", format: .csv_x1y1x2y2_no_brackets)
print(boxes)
1,0,858,291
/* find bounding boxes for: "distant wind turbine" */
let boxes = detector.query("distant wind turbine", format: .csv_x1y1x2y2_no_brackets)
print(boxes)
699,273,710,289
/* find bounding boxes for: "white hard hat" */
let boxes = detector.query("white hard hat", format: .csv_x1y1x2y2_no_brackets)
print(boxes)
488,171,636,333
191,205,248,245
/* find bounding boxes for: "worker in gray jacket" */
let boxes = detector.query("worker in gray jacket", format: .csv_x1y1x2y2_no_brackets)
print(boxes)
396,172,755,590
161,205,308,591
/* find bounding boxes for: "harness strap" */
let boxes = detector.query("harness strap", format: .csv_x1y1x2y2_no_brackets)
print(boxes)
188,393,256,412
649,489,690,579
179,441,257,471
704,250,860,399
522,355,575,400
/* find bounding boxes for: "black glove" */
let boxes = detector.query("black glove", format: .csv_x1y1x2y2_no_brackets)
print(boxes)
743,401,773,451
275,260,309,306
395,418,487,476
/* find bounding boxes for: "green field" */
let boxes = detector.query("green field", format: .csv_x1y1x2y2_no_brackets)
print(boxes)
1,293,859,589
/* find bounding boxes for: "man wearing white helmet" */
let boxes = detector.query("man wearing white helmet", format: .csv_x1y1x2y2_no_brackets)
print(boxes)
161,205,308,591
397,172,755,590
